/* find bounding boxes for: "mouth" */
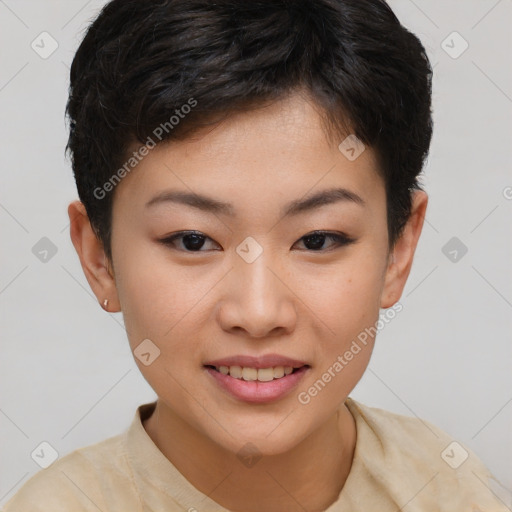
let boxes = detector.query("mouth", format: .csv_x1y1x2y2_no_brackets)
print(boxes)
204,364,309,382
203,356,311,403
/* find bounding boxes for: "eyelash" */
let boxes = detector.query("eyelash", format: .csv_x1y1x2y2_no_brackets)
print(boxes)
158,230,356,253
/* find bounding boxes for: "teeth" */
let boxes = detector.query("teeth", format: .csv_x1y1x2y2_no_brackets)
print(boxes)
257,368,274,382
242,367,258,381
215,365,297,381
229,365,242,379
273,366,284,378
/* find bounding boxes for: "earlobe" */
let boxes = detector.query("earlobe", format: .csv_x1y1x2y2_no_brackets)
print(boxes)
67,200,121,312
380,190,428,309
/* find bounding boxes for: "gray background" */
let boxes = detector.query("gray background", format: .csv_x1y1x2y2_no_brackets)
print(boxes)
1,0,511,506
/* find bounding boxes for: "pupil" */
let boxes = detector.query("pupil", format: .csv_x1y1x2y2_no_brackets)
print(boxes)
305,234,325,251
183,234,205,251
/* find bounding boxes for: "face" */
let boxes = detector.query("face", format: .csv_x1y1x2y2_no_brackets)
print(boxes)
73,91,424,457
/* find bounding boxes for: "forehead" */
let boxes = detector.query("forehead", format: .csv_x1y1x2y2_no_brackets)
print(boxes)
113,92,384,216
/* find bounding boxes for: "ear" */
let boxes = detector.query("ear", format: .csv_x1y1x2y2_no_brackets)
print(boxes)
68,200,121,312
380,190,428,309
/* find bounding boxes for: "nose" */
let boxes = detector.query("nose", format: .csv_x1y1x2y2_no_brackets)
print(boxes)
216,252,298,339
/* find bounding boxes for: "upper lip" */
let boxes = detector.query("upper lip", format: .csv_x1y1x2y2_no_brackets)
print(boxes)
204,354,309,369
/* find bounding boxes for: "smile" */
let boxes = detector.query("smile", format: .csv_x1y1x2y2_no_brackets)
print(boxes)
204,364,310,403
208,365,301,382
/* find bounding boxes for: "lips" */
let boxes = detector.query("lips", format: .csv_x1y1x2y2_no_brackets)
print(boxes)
203,354,310,403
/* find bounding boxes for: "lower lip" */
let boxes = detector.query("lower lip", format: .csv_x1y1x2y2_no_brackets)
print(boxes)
205,366,309,404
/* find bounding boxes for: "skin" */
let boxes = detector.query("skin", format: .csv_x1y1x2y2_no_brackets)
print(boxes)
68,90,427,512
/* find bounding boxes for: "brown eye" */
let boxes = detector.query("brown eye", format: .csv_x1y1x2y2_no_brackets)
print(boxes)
159,230,356,253
159,231,220,252
295,231,356,252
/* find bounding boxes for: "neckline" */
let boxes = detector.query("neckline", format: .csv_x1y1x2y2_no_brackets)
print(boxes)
127,398,362,510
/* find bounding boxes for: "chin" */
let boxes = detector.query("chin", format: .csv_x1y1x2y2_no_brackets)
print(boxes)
213,423,308,459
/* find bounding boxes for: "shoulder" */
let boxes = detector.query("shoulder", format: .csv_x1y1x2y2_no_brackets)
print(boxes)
343,398,512,511
2,432,136,512
347,397,454,453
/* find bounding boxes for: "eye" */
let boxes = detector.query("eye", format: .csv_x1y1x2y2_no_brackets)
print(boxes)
293,231,356,252
159,231,220,252
159,230,356,253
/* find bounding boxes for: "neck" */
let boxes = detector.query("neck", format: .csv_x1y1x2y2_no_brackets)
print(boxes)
143,402,356,512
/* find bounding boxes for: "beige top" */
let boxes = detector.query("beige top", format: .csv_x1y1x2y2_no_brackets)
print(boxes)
3,398,511,511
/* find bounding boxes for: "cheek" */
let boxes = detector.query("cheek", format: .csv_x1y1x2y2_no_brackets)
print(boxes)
298,251,386,400
113,243,216,358
294,263,382,410
303,252,386,339
114,258,207,403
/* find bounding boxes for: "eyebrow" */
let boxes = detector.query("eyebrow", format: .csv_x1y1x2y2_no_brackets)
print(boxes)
145,187,365,217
